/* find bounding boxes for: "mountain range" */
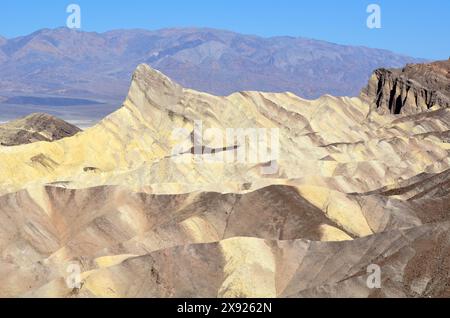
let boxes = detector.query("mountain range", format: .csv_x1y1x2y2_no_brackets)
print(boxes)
0,27,424,105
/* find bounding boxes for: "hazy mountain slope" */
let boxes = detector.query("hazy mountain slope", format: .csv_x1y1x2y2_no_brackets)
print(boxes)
0,113,81,146
0,27,423,102
0,37,6,64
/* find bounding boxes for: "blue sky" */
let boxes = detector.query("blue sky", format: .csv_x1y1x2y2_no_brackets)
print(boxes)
0,0,449,59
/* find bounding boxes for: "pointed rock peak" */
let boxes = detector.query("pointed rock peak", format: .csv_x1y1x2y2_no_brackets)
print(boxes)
132,64,181,90
126,64,184,110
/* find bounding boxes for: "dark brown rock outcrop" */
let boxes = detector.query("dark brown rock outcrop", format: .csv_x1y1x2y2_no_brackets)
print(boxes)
361,59,450,114
0,113,81,146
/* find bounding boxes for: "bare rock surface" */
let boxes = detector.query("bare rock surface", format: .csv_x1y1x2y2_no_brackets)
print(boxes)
0,113,81,146
0,63,449,298
361,59,450,114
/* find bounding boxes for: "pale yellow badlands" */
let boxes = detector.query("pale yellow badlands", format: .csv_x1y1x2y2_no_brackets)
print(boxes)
1,65,449,197
1,65,450,298
1,65,449,229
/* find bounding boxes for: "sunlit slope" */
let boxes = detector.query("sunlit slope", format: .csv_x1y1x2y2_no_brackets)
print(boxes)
1,64,450,298
0,64,449,196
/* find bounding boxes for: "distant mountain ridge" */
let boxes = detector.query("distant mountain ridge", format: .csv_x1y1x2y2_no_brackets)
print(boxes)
0,27,424,103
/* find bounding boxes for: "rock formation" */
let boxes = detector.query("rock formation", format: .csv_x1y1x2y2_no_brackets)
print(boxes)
0,113,81,146
0,63,449,298
361,59,450,114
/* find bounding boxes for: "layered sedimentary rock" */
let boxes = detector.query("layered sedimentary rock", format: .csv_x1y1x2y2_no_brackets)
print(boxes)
1,65,449,195
0,113,81,146
361,59,450,114
0,64,449,298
